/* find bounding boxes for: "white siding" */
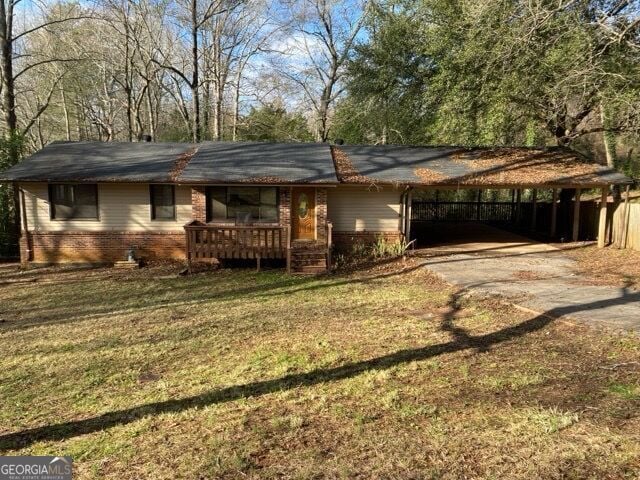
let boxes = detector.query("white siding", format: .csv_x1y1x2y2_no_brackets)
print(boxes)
19,182,192,231
327,186,402,232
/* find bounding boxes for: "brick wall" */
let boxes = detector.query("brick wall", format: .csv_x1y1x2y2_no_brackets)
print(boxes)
332,230,402,252
24,231,186,264
20,186,310,264
279,188,291,229
19,234,30,264
191,186,206,222
316,188,328,243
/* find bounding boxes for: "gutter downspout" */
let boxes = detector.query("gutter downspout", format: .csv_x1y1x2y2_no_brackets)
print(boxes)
400,186,410,240
405,187,413,247
19,186,32,262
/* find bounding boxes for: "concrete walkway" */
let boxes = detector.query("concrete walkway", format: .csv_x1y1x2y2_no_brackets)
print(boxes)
416,225,640,331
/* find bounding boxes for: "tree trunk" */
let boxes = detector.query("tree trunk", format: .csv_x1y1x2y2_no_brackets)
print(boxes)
0,0,17,137
232,68,241,141
600,104,615,168
124,25,133,141
191,0,200,143
146,86,156,140
60,84,72,141
203,80,210,139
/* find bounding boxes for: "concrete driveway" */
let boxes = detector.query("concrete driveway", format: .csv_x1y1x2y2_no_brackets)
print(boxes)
416,224,640,331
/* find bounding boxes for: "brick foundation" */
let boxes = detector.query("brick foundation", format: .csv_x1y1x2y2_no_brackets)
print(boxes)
24,231,186,264
20,186,320,265
19,234,30,264
191,187,206,222
332,231,403,252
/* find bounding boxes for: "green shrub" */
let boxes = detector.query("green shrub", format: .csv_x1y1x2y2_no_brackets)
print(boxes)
372,235,408,259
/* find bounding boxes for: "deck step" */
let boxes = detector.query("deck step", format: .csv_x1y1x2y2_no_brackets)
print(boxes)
290,258,327,273
290,246,329,274
292,265,328,274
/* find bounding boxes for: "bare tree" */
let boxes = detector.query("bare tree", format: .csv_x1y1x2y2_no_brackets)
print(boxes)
199,0,280,140
0,1,93,146
276,0,367,142
154,0,240,142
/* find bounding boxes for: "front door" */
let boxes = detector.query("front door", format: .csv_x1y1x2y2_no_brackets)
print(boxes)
292,187,316,240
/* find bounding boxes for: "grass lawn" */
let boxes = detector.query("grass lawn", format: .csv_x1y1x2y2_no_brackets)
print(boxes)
0,260,639,479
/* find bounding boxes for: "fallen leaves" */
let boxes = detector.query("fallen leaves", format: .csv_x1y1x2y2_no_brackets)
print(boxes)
169,147,198,181
450,148,607,186
331,146,376,183
414,168,448,184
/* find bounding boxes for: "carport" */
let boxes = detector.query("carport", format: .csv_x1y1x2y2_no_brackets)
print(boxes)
332,145,633,249
410,186,591,247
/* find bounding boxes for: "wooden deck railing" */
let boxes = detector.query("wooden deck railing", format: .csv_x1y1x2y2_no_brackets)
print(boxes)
184,221,335,273
184,222,291,271
412,201,517,223
326,221,333,271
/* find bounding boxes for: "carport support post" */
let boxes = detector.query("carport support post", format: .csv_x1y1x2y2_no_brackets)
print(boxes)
515,189,522,225
572,188,582,242
550,189,558,238
620,184,631,249
405,188,413,245
530,189,537,231
598,187,608,248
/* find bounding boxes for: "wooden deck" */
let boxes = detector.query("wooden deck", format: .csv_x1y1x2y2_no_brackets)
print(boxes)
184,221,333,273
185,222,290,270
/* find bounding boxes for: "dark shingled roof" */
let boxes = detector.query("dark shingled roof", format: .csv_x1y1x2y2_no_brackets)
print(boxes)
0,141,195,183
332,145,632,187
0,140,632,186
180,141,338,183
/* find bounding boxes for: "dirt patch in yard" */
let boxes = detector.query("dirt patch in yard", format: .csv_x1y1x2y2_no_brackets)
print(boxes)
513,270,547,281
558,244,640,290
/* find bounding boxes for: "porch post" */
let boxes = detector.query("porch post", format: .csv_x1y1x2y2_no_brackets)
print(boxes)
19,187,32,263
619,184,631,249
598,187,608,248
572,188,581,242
285,226,292,274
550,189,558,238
530,189,537,231
515,189,522,225
326,221,332,270
405,188,413,245
185,226,193,274
400,189,407,237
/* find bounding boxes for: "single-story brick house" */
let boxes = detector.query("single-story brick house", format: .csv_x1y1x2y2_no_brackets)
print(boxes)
0,141,631,273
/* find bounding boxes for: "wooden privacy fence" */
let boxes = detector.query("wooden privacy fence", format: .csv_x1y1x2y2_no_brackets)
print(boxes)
611,201,640,251
566,199,640,250
184,222,290,270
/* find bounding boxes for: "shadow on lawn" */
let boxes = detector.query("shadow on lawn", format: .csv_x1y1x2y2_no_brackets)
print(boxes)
2,282,639,452
1,261,425,332
0,243,591,332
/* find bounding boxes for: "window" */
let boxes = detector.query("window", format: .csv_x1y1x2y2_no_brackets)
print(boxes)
150,185,176,220
49,184,98,220
206,187,278,223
